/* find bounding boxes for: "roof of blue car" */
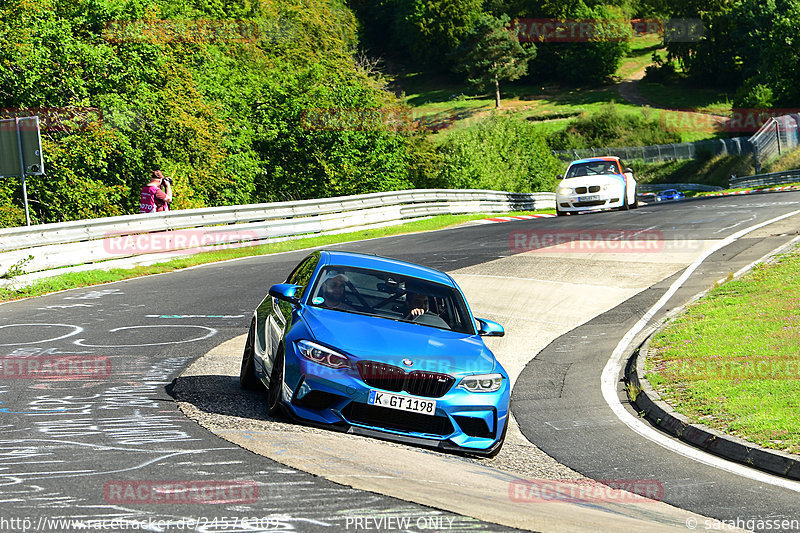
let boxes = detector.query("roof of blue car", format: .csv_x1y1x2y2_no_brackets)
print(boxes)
320,251,454,286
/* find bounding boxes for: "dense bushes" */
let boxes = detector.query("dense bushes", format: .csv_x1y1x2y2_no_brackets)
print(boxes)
4,0,714,229
543,4,630,85
660,0,800,106
0,176,27,228
424,114,562,192
0,0,418,226
547,103,682,150
352,0,631,87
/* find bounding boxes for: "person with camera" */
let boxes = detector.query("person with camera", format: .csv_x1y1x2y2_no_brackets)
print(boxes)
140,168,173,214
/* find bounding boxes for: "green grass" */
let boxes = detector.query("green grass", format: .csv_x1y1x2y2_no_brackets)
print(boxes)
403,75,638,139
638,80,733,115
763,147,800,174
405,82,723,144
0,209,553,302
631,149,797,193
616,35,665,79
399,36,728,145
645,249,800,455
630,155,755,188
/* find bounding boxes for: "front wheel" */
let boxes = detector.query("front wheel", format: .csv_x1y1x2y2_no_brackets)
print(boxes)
239,320,263,391
630,187,639,209
267,349,285,417
618,191,630,211
556,206,567,217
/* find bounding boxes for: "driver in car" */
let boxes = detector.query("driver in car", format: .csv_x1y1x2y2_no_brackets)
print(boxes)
404,292,429,319
403,292,451,329
320,273,355,311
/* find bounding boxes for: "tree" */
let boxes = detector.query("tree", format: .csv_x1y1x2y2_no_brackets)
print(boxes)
454,14,535,108
393,0,484,68
659,0,800,105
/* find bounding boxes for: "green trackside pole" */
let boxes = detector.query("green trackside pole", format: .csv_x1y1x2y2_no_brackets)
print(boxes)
15,117,31,226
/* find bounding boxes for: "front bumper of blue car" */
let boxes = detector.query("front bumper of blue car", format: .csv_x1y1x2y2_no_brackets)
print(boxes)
281,355,510,455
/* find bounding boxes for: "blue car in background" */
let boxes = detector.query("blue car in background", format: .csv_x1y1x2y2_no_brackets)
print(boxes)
655,189,685,201
240,250,510,456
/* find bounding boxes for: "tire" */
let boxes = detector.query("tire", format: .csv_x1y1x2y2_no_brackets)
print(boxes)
556,206,566,217
239,320,264,391
619,189,630,211
267,348,285,417
630,187,639,209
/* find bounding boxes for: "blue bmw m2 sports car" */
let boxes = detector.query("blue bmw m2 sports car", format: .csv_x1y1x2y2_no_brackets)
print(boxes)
240,250,509,456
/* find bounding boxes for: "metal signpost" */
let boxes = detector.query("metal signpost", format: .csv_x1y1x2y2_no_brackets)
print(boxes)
0,116,44,226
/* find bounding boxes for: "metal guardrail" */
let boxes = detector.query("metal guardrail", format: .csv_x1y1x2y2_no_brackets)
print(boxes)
0,189,555,282
729,169,800,189
553,137,752,163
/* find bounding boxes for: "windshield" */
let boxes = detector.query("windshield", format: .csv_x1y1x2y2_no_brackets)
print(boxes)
308,266,475,334
566,161,620,178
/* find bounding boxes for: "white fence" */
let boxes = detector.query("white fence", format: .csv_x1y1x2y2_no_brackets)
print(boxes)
553,137,752,163
749,114,800,173
0,189,555,285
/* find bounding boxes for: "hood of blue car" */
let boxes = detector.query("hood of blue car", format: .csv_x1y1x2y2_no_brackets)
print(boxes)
301,307,497,376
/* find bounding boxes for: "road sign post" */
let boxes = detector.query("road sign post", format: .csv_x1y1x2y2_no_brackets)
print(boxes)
0,116,44,226
16,118,31,226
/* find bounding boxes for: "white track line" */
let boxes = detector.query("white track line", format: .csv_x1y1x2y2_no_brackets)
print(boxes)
602,208,800,492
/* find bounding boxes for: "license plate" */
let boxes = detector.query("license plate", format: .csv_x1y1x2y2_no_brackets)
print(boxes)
578,195,600,202
367,390,436,416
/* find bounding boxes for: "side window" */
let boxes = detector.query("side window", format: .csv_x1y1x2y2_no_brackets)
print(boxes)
286,252,319,299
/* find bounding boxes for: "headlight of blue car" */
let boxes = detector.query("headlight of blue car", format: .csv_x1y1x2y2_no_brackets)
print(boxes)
297,340,351,369
458,373,503,393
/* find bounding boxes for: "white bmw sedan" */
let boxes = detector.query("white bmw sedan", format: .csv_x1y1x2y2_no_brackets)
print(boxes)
555,157,638,216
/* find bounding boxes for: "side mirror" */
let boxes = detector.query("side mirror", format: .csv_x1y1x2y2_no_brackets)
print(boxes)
557,174,563,180
625,168,633,173
269,283,302,305
476,318,504,337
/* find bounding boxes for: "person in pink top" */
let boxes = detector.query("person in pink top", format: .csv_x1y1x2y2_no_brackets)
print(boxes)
140,169,173,214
